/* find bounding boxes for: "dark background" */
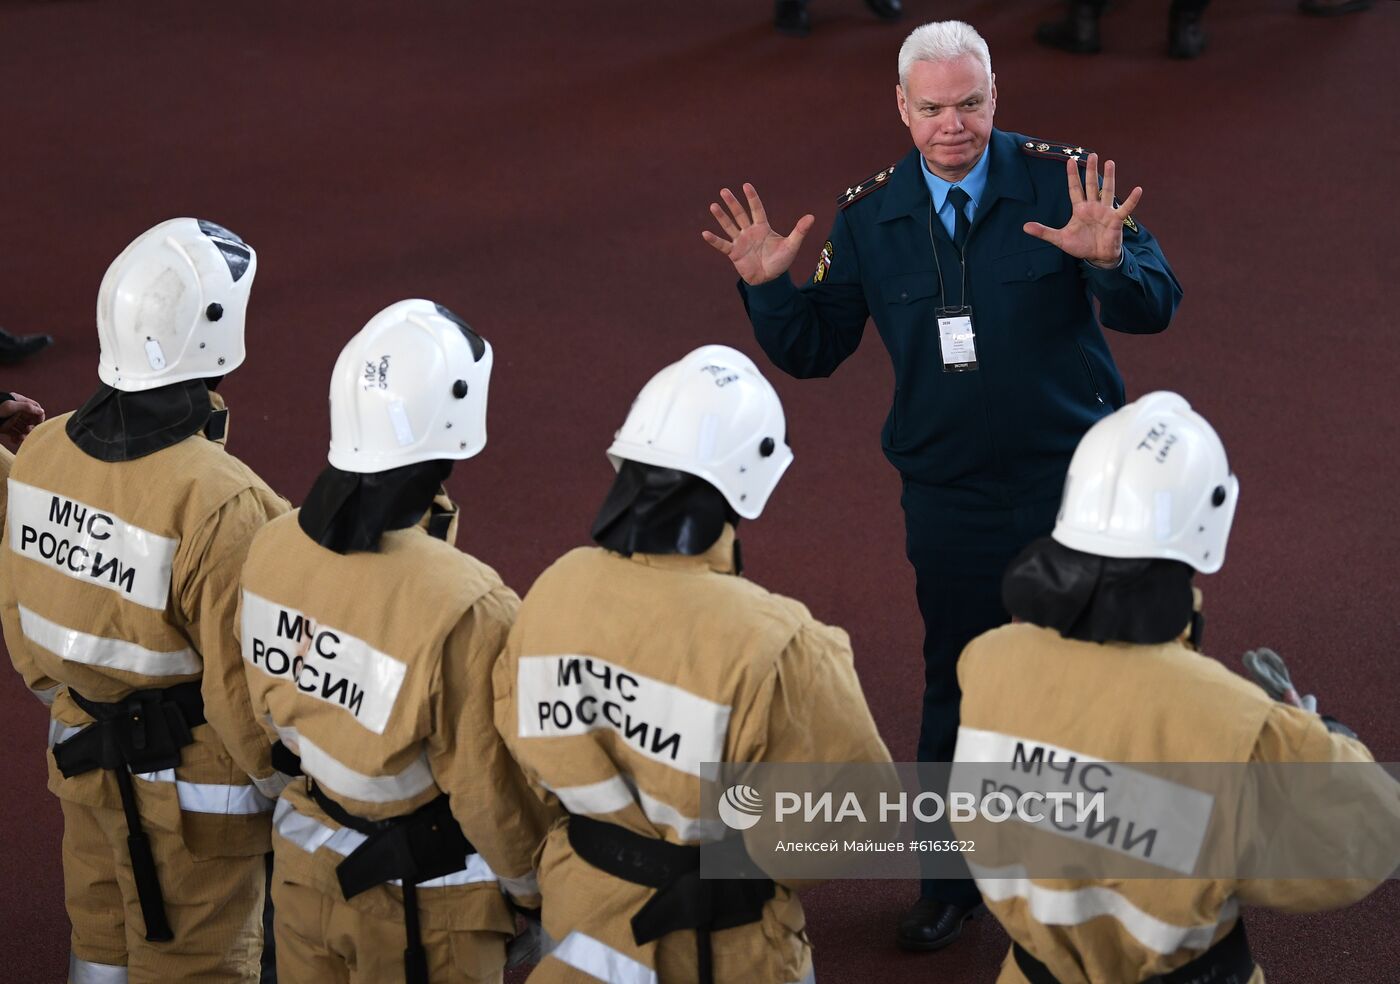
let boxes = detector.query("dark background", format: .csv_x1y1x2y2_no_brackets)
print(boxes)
1,0,1396,980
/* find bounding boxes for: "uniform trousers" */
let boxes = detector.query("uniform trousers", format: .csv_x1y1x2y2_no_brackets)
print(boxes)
61,797,264,983
901,479,1060,904
270,875,506,984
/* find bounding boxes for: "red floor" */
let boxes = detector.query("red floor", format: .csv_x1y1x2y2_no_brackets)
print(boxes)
1,1,1396,980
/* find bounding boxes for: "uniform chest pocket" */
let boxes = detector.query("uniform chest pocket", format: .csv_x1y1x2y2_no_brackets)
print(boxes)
993,245,1068,284
880,272,940,305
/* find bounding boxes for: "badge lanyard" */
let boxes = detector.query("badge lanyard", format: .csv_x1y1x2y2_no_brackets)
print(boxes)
927,199,977,373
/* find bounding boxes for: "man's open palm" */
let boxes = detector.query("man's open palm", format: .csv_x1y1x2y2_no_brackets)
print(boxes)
703,183,816,286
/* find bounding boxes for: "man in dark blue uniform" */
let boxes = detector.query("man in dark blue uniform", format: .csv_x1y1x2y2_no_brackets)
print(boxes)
702,19,1180,953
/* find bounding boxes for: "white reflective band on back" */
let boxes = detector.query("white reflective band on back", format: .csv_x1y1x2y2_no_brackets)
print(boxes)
273,798,498,888
20,605,201,678
241,591,408,734
544,776,635,816
8,479,178,610
550,931,657,984
544,776,727,843
970,862,1239,955
517,655,731,777
276,726,436,804
637,788,727,843
34,683,62,706
69,952,128,984
133,769,274,815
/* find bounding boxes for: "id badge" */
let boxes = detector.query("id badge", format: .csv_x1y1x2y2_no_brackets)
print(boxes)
937,305,978,372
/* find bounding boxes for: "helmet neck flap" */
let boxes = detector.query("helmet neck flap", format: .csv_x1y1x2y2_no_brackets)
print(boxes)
1002,536,1197,646
591,460,741,567
298,459,454,554
66,379,227,462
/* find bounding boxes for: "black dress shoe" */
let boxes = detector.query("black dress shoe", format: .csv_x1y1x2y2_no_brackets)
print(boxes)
895,898,984,952
775,0,810,37
1035,1,1103,55
864,0,903,22
1168,9,1206,59
0,327,54,364
1298,0,1372,15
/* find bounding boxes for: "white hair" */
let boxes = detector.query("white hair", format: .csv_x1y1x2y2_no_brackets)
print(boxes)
898,21,993,89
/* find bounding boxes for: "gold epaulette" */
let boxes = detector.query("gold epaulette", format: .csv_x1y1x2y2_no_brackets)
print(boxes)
1019,139,1093,162
837,164,898,208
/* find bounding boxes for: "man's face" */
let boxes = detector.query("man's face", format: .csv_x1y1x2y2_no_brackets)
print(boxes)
896,55,997,182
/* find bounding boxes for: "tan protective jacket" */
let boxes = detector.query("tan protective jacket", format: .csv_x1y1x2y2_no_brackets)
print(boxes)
0,407,288,858
239,508,552,937
493,526,892,984
953,618,1388,984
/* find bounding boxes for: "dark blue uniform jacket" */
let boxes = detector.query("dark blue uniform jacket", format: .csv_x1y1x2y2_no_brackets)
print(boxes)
740,128,1182,507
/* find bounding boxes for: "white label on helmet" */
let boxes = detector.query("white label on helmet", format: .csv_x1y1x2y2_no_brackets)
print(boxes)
144,338,167,370
1154,491,1173,541
697,413,719,461
387,400,415,447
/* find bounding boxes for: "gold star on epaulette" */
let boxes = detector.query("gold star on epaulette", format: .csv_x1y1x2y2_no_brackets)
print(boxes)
1021,139,1095,163
838,163,898,208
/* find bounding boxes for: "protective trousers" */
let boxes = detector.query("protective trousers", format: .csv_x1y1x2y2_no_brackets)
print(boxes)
62,797,264,984
901,480,1059,905
270,876,505,984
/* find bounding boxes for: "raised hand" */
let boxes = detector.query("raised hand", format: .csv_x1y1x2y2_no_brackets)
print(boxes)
702,183,816,287
1023,153,1142,267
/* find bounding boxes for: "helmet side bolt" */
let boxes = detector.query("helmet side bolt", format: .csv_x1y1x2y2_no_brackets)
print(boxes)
206,303,224,321
452,380,469,399
759,437,775,457
1211,485,1226,507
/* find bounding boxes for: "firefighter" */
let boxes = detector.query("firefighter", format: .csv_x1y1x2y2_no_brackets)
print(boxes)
952,391,1398,983
0,218,290,983
239,299,555,984
493,343,892,984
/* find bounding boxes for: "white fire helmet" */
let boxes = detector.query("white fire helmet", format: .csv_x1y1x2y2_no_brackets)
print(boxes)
96,218,256,392
1052,391,1239,574
607,344,793,520
327,299,493,474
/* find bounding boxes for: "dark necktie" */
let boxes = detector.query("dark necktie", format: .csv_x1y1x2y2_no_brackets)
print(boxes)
947,186,972,252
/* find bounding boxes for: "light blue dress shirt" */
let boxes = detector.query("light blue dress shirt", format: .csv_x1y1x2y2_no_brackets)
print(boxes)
919,147,991,239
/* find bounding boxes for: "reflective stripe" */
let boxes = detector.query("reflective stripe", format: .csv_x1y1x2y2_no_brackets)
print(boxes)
49,721,86,749
498,871,540,898
252,771,292,801
275,726,436,804
34,683,62,706
19,605,200,677
970,863,1239,955
68,953,128,984
133,769,274,815
272,797,498,888
550,931,657,984
638,788,727,843
544,776,727,843
545,776,634,816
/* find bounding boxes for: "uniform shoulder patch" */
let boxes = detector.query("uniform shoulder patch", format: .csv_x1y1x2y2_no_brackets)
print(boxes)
837,163,898,209
1019,138,1093,163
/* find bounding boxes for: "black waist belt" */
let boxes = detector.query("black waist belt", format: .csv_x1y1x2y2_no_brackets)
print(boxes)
307,780,476,984
567,814,776,984
51,681,206,943
1013,917,1255,984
